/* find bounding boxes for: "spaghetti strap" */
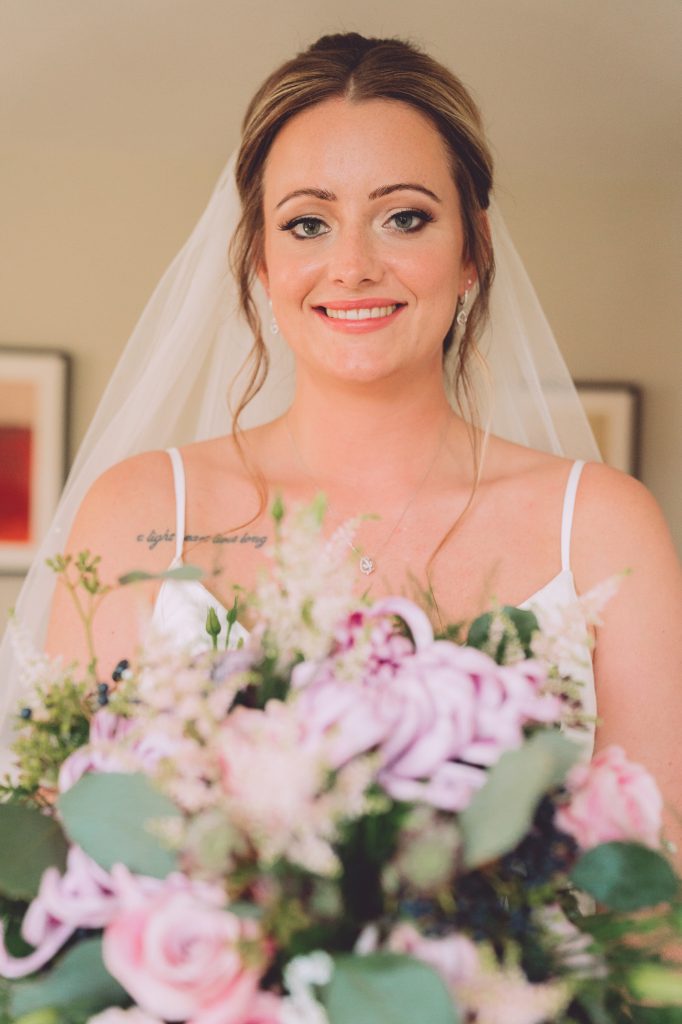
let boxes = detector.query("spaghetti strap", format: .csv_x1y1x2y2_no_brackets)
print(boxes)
166,447,186,566
561,460,585,572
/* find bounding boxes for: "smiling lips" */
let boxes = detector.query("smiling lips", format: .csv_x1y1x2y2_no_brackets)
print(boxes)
314,299,405,331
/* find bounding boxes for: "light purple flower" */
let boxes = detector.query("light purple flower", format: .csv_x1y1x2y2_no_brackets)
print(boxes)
58,710,136,791
0,846,117,978
294,599,561,812
59,709,186,792
0,847,221,982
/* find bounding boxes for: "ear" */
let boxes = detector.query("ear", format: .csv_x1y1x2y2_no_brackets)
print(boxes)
256,261,269,295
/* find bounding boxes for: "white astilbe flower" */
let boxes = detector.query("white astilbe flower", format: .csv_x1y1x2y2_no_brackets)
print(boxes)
535,905,607,979
7,614,67,694
530,574,622,686
281,952,334,1024
456,948,570,1024
210,701,370,876
255,499,360,668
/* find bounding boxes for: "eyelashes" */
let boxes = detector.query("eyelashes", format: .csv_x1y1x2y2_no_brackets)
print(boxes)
388,209,434,232
277,208,435,239
278,216,329,239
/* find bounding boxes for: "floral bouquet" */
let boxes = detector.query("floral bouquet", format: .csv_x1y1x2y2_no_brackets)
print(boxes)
0,499,681,1024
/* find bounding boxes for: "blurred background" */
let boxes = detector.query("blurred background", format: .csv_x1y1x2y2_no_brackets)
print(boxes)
1,0,680,623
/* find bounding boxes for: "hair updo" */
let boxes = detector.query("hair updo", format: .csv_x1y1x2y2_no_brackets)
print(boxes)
230,32,495,432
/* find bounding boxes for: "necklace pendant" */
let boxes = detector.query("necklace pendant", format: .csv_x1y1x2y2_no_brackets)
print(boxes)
359,555,375,576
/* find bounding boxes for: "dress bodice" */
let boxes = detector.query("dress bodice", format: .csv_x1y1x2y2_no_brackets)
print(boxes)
151,450,596,752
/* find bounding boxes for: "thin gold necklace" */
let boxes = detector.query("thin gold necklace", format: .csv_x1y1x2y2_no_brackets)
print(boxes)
284,413,449,576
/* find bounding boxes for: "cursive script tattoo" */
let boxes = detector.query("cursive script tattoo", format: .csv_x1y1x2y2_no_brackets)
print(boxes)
136,529,268,550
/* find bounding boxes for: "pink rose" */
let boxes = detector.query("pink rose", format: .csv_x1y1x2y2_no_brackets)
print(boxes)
555,745,663,850
103,887,268,1023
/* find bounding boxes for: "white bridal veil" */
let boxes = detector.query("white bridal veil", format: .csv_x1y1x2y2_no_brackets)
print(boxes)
0,152,600,750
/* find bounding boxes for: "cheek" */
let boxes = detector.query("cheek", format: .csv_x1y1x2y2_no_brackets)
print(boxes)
265,241,321,302
394,243,460,312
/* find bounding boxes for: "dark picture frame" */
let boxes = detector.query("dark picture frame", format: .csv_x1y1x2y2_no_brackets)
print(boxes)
575,381,642,477
0,347,71,574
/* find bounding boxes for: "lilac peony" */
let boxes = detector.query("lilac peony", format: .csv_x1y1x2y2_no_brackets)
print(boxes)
294,599,561,812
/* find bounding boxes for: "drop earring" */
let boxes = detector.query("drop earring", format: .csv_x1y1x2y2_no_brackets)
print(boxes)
456,289,469,328
456,279,474,328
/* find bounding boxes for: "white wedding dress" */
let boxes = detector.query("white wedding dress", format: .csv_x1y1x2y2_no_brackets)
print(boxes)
151,448,596,755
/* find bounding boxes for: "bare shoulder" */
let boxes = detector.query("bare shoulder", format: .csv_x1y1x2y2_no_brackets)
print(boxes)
65,449,178,582
78,449,174,506
572,461,681,592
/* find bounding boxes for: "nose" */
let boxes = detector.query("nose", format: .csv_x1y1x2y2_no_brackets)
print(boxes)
327,225,384,288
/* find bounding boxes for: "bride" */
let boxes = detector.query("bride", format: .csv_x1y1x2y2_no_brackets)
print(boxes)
5,34,682,846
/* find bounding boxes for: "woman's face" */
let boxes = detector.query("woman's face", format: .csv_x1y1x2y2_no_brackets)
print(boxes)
259,97,474,387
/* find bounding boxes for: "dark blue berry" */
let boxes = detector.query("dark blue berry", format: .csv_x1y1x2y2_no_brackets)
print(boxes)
19,707,32,720
112,659,130,682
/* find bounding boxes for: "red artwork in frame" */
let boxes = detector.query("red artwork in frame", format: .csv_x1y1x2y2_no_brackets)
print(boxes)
0,349,70,573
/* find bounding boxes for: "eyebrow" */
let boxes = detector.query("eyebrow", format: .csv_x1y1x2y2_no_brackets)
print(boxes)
275,182,441,209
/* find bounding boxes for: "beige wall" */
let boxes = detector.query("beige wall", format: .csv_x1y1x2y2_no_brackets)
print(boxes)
1,0,680,624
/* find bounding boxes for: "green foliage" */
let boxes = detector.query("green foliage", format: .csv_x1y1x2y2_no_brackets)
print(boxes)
225,595,241,649
627,963,682,1006
231,652,291,710
0,805,68,900
3,680,93,798
0,897,34,959
118,564,204,585
460,730,580,868
58,772,180,877
205,605,222,649
13,1010,62,1024
47,552,112,681
571,843,679,912
10,938,127,1018
271,492,285,524
337,798,411,925
467,605,539,662
322,953,460,1024
629,1008,682,1023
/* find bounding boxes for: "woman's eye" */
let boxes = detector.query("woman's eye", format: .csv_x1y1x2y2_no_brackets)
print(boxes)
388,209,433,233
281,217,329,239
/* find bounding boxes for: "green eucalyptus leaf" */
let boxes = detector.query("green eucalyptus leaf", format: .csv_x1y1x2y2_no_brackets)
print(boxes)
466,612,494,652
58,772,180,877
11,938,127,1017
467,606,539,661
570,842,678,912
0,805,68,900
505,607,540,651
118,564,203,585
460,730,580,869
322,953,459,1024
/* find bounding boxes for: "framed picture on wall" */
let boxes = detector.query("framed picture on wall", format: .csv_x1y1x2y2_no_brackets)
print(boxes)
576,381,642,477
0,347,71,574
